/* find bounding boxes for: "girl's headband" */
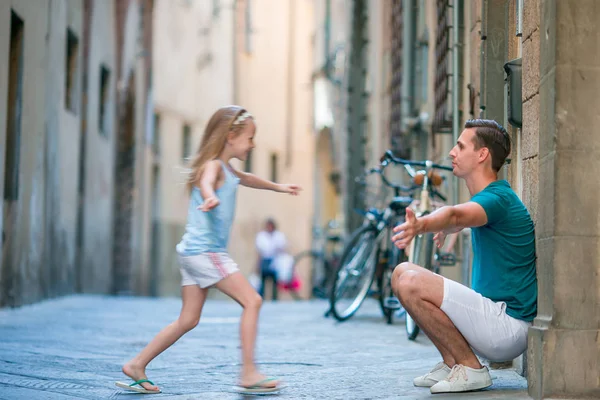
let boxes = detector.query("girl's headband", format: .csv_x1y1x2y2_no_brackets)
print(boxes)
231,111,253,127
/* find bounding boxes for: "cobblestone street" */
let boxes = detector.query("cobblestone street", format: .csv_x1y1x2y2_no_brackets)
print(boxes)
0,295,529,399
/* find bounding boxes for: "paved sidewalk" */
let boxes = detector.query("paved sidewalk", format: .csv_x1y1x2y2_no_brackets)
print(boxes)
0,295,530,399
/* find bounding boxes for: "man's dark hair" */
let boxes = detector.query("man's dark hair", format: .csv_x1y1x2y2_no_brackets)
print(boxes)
464,119,511,172
266,218,277,230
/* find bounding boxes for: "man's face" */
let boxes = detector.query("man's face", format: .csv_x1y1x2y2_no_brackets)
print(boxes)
449,128,482,178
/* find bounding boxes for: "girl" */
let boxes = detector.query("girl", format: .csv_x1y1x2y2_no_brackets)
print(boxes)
115,106,300,394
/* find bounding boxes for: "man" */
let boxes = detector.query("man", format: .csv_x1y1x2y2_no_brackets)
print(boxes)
391,119,537,394
255,218,286,301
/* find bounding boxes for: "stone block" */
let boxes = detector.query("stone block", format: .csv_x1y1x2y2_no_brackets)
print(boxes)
554,150,600,237
513,353,527,377
521,156,539,223
507,0,520,59
529,326,600,398
552,236,600,329
522,0,540,40
556,0,600,68
522,29,540,101
535,237,554,321
470,0,482,32
540,0,556,80
555,65,600,152
468,28,481,117
522,95,539,159
538,71,556,159
536,153,555,239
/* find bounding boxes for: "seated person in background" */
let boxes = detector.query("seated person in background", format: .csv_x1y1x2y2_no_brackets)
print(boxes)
255,218,286,301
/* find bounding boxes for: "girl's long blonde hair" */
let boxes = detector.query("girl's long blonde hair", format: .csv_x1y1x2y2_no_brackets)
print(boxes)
186,105,252,192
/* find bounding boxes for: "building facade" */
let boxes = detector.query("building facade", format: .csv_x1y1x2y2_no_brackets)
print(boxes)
0,0,154,306
152,0,316,299
314,0,599,398
233,0,316,298
151,0,236,296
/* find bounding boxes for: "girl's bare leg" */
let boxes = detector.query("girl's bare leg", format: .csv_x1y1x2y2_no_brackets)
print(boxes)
215,272,278,388
122,285,208,391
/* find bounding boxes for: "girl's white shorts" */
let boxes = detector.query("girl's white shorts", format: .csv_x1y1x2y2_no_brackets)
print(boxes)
178,252,239,288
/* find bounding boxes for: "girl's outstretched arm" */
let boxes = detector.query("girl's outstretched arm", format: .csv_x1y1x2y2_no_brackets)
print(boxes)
232,167,301,195
198,160,222,211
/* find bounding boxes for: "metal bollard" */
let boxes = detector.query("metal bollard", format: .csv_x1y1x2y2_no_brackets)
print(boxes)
461,228,472,288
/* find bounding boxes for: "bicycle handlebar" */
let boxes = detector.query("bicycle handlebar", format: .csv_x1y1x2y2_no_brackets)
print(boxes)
358,150,456,202
363,166,415,192
380,150,454,172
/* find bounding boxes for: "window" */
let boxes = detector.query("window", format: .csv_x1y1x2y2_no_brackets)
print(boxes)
99,65,110,134
4,11,24,201
244,0,253,53
212,0,220,17
182,124,191,161
418,41,429,105
153,113,160,156
244,150,253,173
415,0,429,107
433,0,451,133
270,153,278,183
65,28,79,113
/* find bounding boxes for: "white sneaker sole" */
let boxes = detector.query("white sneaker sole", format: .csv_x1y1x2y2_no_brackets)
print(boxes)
430,379,492,394
413,378,439,388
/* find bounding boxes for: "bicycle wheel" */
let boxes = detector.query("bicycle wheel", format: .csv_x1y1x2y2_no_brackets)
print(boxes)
378,243,405,324
330,225,379,322
405,230,435,340
292,250,327,298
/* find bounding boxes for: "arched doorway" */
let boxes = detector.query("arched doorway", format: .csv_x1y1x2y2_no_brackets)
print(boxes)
314,127,340,229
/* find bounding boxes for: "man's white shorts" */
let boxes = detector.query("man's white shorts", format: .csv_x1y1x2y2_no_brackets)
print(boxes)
440,277,531,362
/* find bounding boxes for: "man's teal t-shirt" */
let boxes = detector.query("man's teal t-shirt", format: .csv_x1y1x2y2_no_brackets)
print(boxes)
470,180,537,322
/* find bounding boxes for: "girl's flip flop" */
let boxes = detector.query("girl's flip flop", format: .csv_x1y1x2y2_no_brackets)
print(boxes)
115,378,161,394
235,377,284,394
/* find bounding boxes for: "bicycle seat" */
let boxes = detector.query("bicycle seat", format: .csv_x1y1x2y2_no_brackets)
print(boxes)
326,234,342,243
389,196,413,212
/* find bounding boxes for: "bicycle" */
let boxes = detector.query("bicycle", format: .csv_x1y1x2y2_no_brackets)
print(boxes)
384,151,457,340
329,153,415,322
329,151,457,327
292,220,343,299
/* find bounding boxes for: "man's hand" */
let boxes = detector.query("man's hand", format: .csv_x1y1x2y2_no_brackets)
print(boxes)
392,208,423,249
277,183,302,196
433,231,447,248
198,196,220,212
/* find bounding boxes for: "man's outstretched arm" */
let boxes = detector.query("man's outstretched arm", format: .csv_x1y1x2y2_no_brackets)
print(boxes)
392,202,488,249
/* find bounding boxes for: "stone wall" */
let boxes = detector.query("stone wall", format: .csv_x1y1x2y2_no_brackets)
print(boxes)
0,0,153,306
0,1,52,306
528,0,600,398
520,0,540,224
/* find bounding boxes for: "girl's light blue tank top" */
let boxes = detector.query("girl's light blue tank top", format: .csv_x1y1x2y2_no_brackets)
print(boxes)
176,161,240,256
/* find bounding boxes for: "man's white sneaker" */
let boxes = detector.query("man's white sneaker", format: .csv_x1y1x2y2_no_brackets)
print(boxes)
413,362,451,387
430,364,492,394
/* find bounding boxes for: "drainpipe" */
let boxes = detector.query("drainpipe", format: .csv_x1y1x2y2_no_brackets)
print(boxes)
232,0,238,104
451,0,461,207
285,1,295,167
344,0,368,232
401,0,415,152
324,0,331,76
